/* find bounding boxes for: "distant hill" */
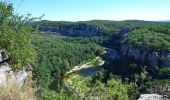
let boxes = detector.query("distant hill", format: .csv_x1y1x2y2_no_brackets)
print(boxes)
154,20,170,22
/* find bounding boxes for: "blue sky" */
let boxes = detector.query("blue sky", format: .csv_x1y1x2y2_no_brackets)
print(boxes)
3,0,170,21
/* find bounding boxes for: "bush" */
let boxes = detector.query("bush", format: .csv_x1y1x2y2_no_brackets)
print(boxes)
0,2,36,70
64,74,129,100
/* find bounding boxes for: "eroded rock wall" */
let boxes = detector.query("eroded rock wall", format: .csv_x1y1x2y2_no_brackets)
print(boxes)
121,44,170,67
39,24,102,36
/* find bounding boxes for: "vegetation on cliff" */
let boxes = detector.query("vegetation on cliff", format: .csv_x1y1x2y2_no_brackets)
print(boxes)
124,29,170,52
0,1,170,100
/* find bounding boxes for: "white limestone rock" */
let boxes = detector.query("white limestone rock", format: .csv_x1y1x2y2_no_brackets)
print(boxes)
16,69,28,86
0,64,28,87
0,69,6,86
138,94,163,100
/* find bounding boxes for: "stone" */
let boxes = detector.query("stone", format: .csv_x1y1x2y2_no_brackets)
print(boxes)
0,64,28,87
0,69,6,86
0,49,8,63
0,49,28,87
16,69,28,86
138,94,163,100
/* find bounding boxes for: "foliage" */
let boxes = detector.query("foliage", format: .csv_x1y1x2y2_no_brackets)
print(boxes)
64,74,129,100
149,67,170,79
32,34,104,88
124,29,170,52
30,19,170,100
144,79,170,94
0,2,36,69
86,57,102,66
126,83,138,100
37,88,69,100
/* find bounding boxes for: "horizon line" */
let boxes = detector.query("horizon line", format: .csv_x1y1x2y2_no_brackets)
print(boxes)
41,19,170,22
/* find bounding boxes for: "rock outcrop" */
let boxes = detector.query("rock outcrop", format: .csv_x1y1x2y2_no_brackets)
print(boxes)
39,23,102,37
121,44,170,67
0,49,8,63
138,94,163,100
0,49,28,87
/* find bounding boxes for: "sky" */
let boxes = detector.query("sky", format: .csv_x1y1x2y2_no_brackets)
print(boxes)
2,0,170,21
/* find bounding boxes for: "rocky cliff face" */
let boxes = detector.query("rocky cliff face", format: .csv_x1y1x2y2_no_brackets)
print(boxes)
39,23,170,68
121,44,170,67
103,48,120,60
39,23,102,36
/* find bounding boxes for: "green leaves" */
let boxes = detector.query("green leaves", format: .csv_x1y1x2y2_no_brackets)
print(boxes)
0,2,36,70
124,29,170,52
33,35,104,88
63,74,129,100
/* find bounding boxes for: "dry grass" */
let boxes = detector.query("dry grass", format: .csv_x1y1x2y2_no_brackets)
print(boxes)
0,79,36,100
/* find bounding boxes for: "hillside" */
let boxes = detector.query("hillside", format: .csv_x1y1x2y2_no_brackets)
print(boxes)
0,1,170,100
33,20,170,99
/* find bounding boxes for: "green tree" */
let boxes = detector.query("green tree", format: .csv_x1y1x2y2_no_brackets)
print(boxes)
0,2,36,69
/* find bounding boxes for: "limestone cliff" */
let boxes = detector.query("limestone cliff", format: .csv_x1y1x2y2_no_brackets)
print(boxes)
39,23,102,36
121,44,170,67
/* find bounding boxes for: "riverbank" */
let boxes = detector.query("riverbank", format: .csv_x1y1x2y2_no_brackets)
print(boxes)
63,56,105,78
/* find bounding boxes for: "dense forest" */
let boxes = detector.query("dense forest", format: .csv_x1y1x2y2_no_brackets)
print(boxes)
29,20,170,99
0,1,170,100
32,34,104,89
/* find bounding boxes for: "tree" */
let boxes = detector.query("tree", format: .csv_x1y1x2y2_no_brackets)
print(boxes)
0,1,36,70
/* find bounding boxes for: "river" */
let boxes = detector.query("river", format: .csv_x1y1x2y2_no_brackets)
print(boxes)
63,48,119,79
